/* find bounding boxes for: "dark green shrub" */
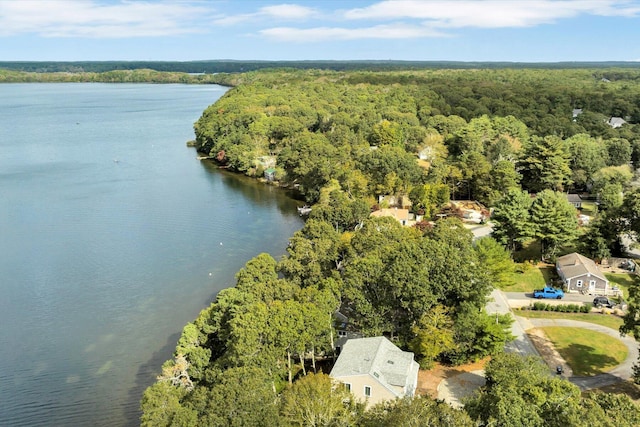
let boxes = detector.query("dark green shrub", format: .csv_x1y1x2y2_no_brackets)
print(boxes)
533,302,546,311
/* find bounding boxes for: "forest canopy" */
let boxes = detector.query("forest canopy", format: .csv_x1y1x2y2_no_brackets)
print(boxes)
140,66,640,425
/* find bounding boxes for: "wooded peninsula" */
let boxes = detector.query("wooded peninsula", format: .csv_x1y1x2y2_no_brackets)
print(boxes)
7,63,640,425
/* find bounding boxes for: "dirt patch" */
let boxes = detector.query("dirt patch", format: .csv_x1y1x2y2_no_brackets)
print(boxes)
416,358,489,398
527,328,573,376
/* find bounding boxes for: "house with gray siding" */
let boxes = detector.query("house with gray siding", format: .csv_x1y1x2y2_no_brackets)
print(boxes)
556,252,610,295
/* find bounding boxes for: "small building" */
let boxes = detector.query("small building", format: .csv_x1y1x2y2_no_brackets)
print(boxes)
330,336,419,408
556,252,610,295
264,168,276,181
370,208,413,226
566,193,582,208
608,117,627,128
572,108,583,119
333,311,363,354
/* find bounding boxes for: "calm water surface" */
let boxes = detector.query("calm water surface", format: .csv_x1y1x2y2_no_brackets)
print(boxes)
0,83,303,426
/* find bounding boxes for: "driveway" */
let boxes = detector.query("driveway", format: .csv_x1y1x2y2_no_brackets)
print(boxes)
464,222,493,241
487,289,540,356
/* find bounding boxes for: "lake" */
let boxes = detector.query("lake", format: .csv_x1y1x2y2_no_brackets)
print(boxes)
0,83,303,426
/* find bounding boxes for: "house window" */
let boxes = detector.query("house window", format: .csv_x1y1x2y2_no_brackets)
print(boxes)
344,383,351,392
338,330,347,337
364,386,371,397
590,280,596,287
576,280,583,288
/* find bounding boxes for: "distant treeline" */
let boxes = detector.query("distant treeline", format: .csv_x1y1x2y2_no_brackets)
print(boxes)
1,60,640,74
0,68,237,85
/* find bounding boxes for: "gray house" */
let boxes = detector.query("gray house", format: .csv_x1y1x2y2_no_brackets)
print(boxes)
566,193,582,208
330,336,419,408
556,252,610,295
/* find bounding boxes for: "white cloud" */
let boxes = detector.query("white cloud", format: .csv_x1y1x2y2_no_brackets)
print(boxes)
261,24,448,42
0,0,210,38
260,4,315,19
344,1,640,28
213,3,316,26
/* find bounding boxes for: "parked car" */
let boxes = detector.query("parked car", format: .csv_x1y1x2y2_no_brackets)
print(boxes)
533,287,564,299
593,296,615,308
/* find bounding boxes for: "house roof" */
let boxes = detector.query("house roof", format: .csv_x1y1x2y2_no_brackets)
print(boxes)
557,252,607,282
566,193,582,203
370,208,410,222
330,336,418,394
572,109,583,117
608,117,627,128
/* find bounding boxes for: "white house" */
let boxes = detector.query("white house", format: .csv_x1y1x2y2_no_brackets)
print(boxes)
330,336,419,407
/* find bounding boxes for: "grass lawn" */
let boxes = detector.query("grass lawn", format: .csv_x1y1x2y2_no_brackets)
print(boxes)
604,273,640,300
541,326,628,376
580,201,598,216
505,264,557,293
518,310,624,331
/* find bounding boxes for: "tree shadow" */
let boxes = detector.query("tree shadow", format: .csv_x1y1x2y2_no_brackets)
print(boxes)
563,343,621,376
124,332,181,427
539,266,560,284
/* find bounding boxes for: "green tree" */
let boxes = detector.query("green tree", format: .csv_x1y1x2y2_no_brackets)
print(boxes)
578,224,612,262
598,183,623,212
423,218,492,310
491,189,533,251
361,396,473,427
619,188,640,238
591,164,633,195
488,160,521,204
445,302,513,365
583,392,640,427
565,133,607,189
279,373,363,427
457,151,492,203
194,366,280,426
409,183,449,218
605,137,632,166
519,135,572,192
466,352,640,427
530,190,579,259
474,237,516,288
310,188,370,233
370,119,404,147
278,219,342,287
409,305,456,368
465,353,580,427
140,382,197,427
358,145,425,195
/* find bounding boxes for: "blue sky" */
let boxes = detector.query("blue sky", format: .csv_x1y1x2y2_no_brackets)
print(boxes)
1,0,640,62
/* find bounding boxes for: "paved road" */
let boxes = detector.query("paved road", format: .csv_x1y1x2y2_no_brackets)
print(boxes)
504,291,599,309
487,289,539,357
505,292,596,303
